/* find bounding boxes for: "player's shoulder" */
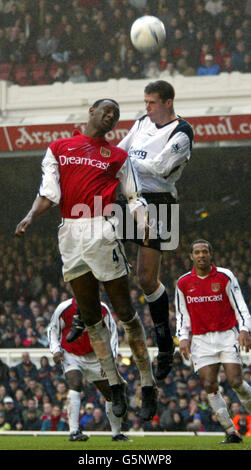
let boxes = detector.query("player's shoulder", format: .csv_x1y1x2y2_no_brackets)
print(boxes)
169,118,194,147
53,298,73,316
49,134,81,153
215,266,235,282
177,271,192,286
136,114,153,129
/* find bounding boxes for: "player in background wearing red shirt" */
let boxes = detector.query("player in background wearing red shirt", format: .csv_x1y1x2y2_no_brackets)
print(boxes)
175,239,251,444
15,99,157,422
48,297,131,442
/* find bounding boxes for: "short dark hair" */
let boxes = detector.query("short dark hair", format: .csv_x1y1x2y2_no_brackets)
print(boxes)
144,80,175,102
92,98,119,109
190,239,213,254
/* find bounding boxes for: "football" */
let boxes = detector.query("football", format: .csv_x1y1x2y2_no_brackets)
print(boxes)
130,15,166,54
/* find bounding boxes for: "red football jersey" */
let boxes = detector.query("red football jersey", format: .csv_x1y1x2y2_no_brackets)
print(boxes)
176,264,246,336
53,297,109,356
42,132,128,218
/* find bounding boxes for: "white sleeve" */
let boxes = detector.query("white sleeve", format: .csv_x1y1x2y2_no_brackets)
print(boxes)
225,272,251,332
38,147,61,205
132,132,191,179
102,303,119,358
116,157,147,214
175,284,191,341
47,305,65,355
117,121,139,152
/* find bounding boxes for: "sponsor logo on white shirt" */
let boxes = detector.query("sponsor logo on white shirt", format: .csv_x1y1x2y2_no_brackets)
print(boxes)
187,294,223,303
59,155,110,170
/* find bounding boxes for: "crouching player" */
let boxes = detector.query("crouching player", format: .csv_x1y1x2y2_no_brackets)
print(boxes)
47,297,131,442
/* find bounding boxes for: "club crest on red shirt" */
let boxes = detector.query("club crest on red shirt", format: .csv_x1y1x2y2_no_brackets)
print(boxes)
211,283,220,292
100,146,111,158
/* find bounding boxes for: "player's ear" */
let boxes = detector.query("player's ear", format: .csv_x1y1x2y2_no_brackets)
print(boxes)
89,106,95,117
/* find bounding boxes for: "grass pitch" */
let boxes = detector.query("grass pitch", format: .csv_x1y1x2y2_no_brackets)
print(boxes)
0,435,250,451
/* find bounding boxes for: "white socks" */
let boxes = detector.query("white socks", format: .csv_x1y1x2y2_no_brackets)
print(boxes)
105,401,121,437
67,389,81,433
208,391,237,435
233,380,251,414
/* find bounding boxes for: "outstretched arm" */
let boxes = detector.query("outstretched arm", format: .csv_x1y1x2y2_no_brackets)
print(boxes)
15,195,53,237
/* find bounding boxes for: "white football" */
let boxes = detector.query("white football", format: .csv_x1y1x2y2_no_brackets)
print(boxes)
130,16,166,54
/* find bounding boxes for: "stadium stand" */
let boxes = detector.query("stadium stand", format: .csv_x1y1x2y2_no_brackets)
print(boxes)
0,1,250,86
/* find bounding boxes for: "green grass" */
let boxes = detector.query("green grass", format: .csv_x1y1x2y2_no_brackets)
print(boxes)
0,435,251,451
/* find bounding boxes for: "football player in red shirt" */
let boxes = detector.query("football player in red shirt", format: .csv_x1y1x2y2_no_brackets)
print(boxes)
15,99,157,422
176,239,251,444
48,297,131,442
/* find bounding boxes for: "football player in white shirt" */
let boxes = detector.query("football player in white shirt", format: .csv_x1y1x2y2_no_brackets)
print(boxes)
118,80,194,381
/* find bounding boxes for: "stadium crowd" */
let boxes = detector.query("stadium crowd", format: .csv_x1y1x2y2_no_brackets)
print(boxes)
0,0,250,86
0,225,251,434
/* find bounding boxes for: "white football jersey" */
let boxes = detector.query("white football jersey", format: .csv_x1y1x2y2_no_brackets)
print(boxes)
118,115,193,197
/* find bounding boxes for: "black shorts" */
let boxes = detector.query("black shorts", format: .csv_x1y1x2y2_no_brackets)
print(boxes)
115,192,177,252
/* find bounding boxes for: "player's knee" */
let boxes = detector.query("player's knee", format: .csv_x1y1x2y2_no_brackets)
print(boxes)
115,304,135,323
229,376,242,390
138,270,158,293
202,379,218,394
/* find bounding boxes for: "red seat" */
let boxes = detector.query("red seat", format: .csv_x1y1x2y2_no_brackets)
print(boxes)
0,62,13,81
48,62,60,80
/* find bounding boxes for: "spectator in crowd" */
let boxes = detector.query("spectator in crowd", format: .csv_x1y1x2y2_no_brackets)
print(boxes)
23,408,42,430
36,27,58,61
232,40,246,71
40,402,53,422
52,23,75,63
197,53,221,75
85,407,109,431
68,64,88,83
166,409,186,431
232,408,251,436
80,402,94,430
41,404,68,431
240,53,251,73
129,416,144,432
0,411,11,431
16,353,38,380
3,396,22,430
143,413,162,431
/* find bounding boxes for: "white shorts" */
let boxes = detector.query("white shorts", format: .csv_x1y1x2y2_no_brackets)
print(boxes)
191,327,242,372
62,350,105,382
58,216,130,282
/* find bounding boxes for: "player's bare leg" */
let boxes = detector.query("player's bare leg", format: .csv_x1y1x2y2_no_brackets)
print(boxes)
70,272,126,417
137,246,174,380
103,275,157,421
65,370,89,441
198,364,242,443
224,363,251,414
